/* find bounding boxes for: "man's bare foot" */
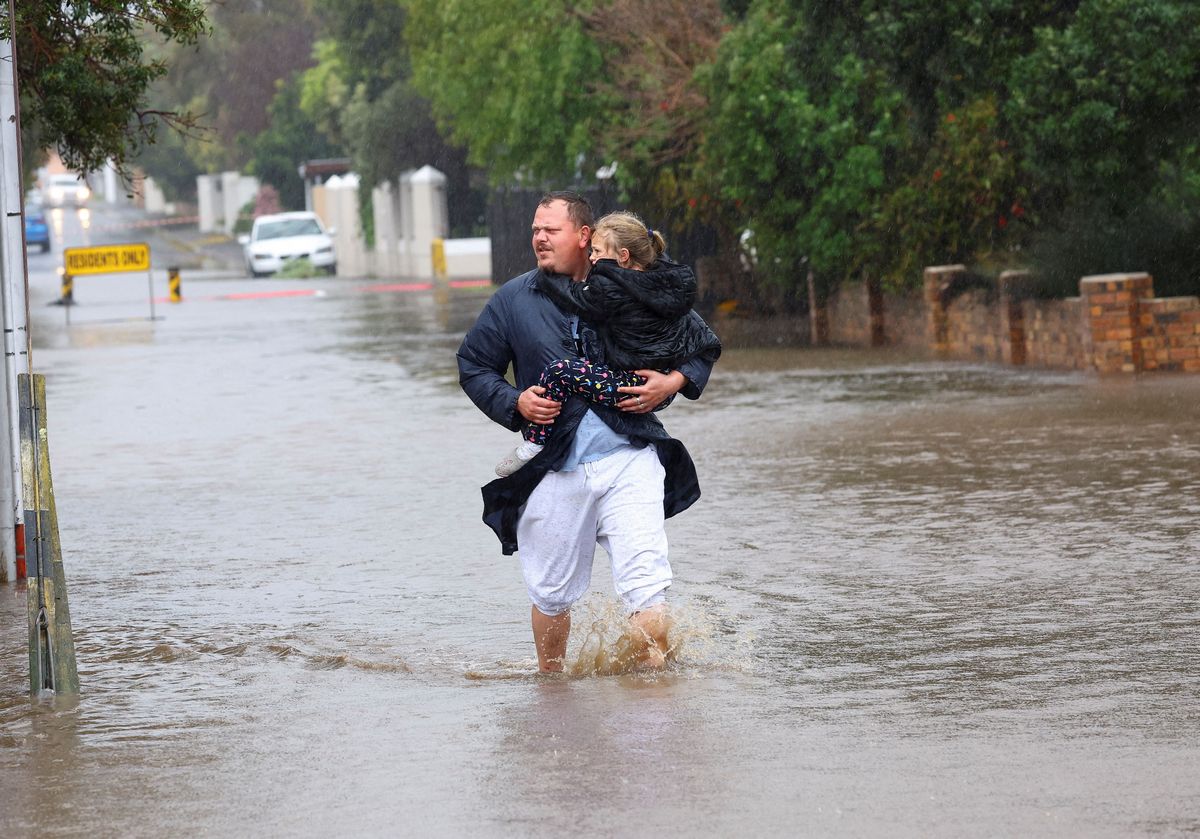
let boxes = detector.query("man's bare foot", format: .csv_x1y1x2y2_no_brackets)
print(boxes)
636,645,667,670
629,604,671,670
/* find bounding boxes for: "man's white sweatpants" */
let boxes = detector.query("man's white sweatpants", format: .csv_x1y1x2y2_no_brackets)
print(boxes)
516,445,670,616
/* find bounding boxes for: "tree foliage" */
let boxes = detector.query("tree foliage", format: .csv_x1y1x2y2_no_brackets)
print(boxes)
695,0,1200,295
579,0,723,172
1008,0,1200,208
249,73,340,210
699,5,907,286
128,0,325,192
869,99,1027,290
305,0,482,236
7,0,207,177
406,0,604,184
20,0,1200,298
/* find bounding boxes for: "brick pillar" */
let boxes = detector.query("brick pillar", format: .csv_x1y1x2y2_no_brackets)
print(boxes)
866,276,885,346
1079,272,1154,373
998,270,1031,366
807,268,829,346
923,265,967,355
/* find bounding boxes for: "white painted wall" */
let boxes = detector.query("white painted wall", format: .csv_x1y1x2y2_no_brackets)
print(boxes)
309,166,491,280
142,177,166,214
325,174,369,278
197,174,221,232
442,237,492,280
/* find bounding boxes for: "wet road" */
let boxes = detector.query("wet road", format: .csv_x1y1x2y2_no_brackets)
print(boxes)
1,203,1198,836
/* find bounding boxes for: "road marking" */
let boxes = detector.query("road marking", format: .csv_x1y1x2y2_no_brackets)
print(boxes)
358,282,434,293
149,279,493,305
220,289,321,301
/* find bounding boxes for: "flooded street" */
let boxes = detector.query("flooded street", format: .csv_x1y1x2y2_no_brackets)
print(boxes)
2,207,1199,836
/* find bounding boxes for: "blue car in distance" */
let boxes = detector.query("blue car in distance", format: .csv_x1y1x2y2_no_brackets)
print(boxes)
25,207,50,253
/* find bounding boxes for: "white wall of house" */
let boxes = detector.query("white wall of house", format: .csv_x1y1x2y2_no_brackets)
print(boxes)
197,172,259,233
230,165,491,280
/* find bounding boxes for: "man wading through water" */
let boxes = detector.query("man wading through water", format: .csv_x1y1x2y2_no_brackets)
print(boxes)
457,192,720,671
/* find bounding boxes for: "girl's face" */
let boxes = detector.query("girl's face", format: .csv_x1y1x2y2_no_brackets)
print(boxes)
590,231,629,267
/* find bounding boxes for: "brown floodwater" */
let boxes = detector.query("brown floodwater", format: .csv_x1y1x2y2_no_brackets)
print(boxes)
2,213,1198,836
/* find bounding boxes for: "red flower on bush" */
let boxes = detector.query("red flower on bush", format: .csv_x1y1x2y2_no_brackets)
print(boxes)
1010,201,1025,218
932,169,944,182
945,113,957,123
687,197,697,208
997,214,1008,229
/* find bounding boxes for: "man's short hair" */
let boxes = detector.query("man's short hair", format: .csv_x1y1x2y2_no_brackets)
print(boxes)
539,191,594,231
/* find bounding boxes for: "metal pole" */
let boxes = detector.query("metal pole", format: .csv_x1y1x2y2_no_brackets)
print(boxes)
0,4,30,582
4,1,76,695
147,261,155,321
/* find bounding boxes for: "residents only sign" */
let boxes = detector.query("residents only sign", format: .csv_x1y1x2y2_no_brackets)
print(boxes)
63,243,150,276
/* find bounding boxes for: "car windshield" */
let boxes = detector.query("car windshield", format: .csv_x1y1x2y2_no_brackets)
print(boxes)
50,175,82,187
255,219,322,240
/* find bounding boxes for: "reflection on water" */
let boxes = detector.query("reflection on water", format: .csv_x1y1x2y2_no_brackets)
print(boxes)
1,277,1198,836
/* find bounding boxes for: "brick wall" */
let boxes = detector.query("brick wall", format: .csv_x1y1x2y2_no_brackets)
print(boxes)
1141,297,1200,372
944,288,1002,363
817,267,1199,374
1023,298,1088,370
881,292,928,349
828,280,929,348
827,280,873,346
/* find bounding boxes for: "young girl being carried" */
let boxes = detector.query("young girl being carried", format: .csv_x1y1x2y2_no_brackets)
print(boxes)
495,211,722,477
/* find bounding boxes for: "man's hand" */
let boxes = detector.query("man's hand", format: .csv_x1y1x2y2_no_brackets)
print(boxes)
617,369,687,413
517,385,562,424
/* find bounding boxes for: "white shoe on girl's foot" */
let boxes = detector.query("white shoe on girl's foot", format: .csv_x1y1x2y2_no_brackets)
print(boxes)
495,441,544,477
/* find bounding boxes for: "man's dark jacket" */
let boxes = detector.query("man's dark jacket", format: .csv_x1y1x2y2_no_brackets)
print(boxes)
457,268,720,554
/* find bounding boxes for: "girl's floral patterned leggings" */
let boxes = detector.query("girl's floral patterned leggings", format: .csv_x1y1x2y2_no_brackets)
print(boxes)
523,358,674,445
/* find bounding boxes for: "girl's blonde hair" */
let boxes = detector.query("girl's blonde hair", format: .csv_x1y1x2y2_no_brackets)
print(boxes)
594,211,666,269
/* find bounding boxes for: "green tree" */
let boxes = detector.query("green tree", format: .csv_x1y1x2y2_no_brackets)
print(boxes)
869,98,1027,290
699,4,907,288
316,0,482,236
406,0,604,184
7,0,207,178
249,74,341,210
1007,0,1200,294
129,0,324,194
1009,0,1200,207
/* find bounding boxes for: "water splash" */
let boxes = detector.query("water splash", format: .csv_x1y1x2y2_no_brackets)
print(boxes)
565,595,751,677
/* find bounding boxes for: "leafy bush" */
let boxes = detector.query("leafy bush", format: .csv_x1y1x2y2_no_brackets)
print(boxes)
699,7,906,290
231,200,255,235
869,99,1029,291
274,257,320,279
1025,198,1200,299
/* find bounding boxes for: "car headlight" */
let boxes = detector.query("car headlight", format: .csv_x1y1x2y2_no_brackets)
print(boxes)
78,187,90,201
315,246,333,254
49,188,64,202
252,252,271,261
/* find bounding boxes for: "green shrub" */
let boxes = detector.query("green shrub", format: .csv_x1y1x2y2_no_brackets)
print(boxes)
274,257,320,279
231,199,255,235
869,99,1029,292
1025,198,1200,299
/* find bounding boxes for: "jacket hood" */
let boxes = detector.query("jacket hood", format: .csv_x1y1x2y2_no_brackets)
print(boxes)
589,258,696,319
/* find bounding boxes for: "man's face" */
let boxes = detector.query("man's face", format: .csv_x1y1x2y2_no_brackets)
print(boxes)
532,200,590,279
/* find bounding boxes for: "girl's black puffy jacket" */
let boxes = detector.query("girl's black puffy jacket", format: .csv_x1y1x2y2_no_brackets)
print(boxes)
536,258,722,371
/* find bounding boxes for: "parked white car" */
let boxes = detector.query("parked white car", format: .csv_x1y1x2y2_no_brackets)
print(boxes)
238,212,336,277
45,173,90,207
